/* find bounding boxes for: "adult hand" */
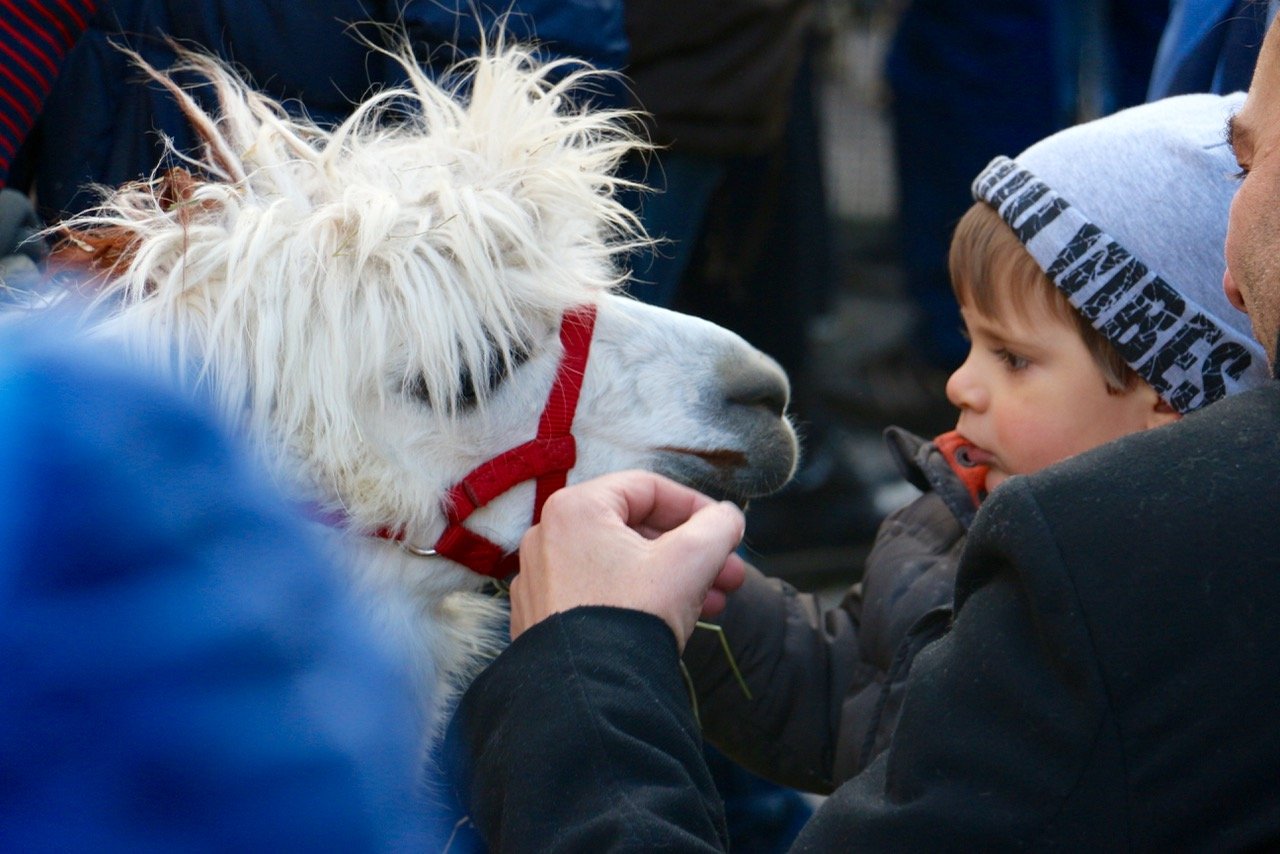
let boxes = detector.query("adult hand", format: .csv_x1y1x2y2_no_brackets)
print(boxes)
511,471,747,650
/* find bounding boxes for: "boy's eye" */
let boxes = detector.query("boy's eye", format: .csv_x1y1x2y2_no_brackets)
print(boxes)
994,347,1030,371
957,324,971,343
1234,165,1250,181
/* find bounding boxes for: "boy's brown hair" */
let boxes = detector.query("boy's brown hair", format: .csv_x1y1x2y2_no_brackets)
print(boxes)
947,201,1138,393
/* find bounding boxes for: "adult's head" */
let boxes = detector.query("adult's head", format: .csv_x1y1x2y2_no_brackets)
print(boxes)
1226,16,1280,366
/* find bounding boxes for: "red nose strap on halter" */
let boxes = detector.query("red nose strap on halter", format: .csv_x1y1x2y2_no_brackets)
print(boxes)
377,304,598,578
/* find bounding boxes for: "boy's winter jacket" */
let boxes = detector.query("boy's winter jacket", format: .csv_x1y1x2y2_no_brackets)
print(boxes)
683,427,985,791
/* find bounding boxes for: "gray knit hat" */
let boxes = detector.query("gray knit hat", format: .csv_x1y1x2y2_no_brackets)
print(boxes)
972,92,1268,414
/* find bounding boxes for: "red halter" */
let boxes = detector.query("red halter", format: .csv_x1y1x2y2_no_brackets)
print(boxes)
376,304,598,578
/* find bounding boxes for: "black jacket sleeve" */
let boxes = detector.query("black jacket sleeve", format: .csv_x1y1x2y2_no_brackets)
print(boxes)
446,607,729,852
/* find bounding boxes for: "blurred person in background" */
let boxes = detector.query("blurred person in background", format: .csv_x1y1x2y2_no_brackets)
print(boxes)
6,1,629,222
0,1,97,190
0,2,95,298
618,0,822,311
1148,0,1278,99
620,1,888,566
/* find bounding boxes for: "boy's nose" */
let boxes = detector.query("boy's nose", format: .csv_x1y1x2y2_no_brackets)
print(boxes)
945,356,987,412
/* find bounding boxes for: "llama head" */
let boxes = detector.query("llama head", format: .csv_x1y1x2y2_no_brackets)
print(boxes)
51,42,799,720
56,43,796,553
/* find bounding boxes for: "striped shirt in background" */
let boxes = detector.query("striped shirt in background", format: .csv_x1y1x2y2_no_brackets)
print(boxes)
0,0,97,186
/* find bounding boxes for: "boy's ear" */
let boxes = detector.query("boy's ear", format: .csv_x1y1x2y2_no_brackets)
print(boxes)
1149,396,1181,428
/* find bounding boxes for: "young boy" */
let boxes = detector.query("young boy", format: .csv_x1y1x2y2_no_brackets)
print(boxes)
682,91,1269,794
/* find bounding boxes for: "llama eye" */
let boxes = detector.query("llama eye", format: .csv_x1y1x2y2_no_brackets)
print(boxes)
406,345,532,410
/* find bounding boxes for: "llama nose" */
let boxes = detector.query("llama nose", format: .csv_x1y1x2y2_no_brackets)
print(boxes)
722,352,790,417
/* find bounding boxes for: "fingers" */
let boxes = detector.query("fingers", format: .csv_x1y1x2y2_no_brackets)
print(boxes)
701,588,728,619
604,470,722,534
508,472,748,647
650,499,745,576
545,470,730,540
699,553,747,620
713,552,747,595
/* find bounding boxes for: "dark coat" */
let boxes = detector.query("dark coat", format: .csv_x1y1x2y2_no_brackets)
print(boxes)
449,381,1280,850
623,0,814,155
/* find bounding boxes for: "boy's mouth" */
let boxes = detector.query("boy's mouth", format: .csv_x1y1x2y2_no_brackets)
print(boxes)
951,426,996,467
961,444,997,467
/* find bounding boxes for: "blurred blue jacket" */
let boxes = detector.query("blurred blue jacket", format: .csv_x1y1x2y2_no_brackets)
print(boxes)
0,321,437,851
1148,0,1277,99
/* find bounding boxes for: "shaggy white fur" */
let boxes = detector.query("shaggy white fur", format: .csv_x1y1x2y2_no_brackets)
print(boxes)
52,42,799,744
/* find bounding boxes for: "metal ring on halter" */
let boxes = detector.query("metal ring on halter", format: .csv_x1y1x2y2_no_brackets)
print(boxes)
398,541,439,558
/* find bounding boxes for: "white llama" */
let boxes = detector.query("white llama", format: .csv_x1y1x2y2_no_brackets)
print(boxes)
48,43,799,740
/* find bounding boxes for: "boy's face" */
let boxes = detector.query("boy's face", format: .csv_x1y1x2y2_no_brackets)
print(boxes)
946,298,1170,493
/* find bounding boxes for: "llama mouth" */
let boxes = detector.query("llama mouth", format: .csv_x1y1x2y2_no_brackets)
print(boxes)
656,446,750,471
653,445,758,507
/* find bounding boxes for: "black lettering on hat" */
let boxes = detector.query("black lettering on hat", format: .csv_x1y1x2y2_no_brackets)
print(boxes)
976,158,1018,197
1146,314,1219,399
1004,181,1051,225
1013,194,1068,244
1201,341,1253,403
1098,275,1183,359
1168,379,1198,412
1058,239,1131,299
1090,258,1152,324
1046,223,1103,280
988,170,1034,207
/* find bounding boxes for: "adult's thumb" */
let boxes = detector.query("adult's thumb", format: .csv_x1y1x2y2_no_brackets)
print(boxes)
652,501,745,582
